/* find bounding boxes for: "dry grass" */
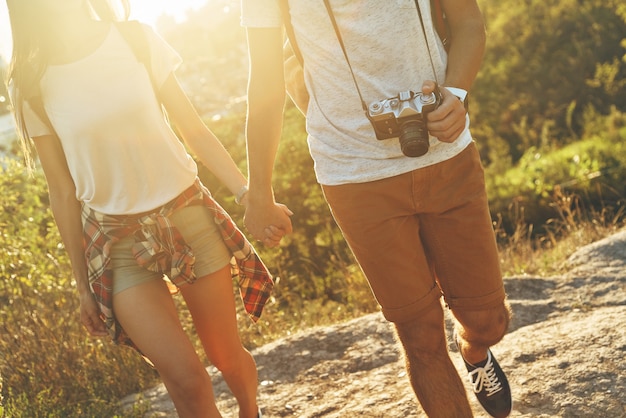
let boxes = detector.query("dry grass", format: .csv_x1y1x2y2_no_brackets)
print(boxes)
495,187,625,277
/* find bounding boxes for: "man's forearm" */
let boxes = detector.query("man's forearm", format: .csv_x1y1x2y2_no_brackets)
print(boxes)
245,92,285,201
443,6,486,90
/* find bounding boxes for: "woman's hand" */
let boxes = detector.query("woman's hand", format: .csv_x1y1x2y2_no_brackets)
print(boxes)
262,204,294,247
244,197,293,248
79,292,108,337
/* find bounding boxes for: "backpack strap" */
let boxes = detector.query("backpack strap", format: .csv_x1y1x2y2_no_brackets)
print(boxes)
278,0,304,65
27,94,54,134
114,20,159,92
430,0,449,50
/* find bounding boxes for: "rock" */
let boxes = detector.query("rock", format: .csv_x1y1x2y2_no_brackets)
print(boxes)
122,229,626,417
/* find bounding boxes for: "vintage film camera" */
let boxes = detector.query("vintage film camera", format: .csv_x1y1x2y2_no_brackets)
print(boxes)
367,84,443,157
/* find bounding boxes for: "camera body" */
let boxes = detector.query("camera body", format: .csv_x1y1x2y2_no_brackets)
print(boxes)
367,84,442,157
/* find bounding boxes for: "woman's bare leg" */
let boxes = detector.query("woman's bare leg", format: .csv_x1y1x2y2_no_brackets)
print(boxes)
181,264,259,418
113,279,221,418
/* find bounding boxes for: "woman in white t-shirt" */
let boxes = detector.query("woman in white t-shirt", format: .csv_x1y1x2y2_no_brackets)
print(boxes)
5,0,287,416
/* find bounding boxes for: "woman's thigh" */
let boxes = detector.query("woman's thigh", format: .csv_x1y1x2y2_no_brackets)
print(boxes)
112,279,207,378
109,202,241,362
180,264,246,369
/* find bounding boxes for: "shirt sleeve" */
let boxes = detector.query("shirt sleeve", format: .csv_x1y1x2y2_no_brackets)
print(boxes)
141,24,183,88
22,100,53,138
241,0,282,28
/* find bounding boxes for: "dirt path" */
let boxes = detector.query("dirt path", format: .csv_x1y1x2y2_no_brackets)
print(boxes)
122,230,626,417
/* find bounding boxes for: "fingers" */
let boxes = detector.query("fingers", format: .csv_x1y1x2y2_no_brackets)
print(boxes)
427,89,466,143
261,235,281,248
81,311,108,337
421,79,437,95
79,294,109,337
279,204,294,217
264,224,285,240
276,204,294,234
244,202,294,246
429,115,465,142
261,222,291,248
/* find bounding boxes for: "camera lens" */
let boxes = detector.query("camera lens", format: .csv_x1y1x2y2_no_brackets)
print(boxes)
399,119,429,157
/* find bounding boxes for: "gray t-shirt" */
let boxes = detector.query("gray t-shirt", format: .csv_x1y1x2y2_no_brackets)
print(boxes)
242,0,473,186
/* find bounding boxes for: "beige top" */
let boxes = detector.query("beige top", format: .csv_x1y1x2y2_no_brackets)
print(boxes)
24,23,197,215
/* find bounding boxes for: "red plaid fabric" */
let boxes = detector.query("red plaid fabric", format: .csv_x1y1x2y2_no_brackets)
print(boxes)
82,179,273,348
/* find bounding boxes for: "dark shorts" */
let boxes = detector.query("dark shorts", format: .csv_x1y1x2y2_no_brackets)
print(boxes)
322,143,506,323
109,204,232,294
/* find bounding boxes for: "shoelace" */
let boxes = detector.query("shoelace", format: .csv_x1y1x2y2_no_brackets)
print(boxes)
468,351,503,396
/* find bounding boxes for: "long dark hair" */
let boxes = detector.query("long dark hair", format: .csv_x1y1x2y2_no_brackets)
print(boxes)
4,0,130,171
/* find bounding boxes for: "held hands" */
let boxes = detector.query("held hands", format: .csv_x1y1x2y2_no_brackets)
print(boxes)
242,193,293,248
79,292,108,337
423,80,468,143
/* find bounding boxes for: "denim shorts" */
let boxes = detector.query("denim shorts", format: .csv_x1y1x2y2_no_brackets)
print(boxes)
109,204,232,294
322,143,506,323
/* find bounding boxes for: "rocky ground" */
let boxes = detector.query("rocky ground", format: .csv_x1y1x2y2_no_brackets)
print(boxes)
122,230,626,417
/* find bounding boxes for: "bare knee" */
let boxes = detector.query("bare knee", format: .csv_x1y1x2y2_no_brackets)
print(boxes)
453,302,511,347
161,364,212,405
209,346,251,376
394,303,448,358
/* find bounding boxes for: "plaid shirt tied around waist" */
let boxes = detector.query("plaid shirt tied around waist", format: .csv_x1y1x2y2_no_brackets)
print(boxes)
82,179,273,348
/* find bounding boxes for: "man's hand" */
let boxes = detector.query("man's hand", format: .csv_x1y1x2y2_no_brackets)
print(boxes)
243,196,293,248
79,292,108,337
422,80,467,143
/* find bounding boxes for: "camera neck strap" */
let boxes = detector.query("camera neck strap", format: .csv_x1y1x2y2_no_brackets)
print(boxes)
322,0,368,112
322,0,440,113
413,0,441,85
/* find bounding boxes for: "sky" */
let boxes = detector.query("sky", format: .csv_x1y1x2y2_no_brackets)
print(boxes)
0,0,210,62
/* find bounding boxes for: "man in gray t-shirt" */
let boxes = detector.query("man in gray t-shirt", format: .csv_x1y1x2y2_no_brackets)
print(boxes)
241,1,512,417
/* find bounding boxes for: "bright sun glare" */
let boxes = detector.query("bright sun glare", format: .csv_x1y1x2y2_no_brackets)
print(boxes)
0,0,210,62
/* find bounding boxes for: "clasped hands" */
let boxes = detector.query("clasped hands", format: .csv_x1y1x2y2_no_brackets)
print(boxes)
242,195,293,248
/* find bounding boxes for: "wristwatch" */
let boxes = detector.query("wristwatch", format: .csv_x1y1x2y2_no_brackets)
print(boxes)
445,87,469,111
234,185,249,205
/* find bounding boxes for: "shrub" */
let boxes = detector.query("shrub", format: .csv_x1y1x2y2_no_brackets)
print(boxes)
486,109,626,233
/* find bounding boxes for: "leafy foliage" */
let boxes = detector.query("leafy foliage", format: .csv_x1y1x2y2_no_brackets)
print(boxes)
473,0,626,163
487,108,626,232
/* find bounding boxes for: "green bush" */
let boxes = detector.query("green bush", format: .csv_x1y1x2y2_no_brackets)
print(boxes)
474,0,626,163
486,109,626,232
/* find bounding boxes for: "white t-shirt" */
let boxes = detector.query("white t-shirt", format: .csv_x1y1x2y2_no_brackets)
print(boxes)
241,0,473,186
23,23,198,215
